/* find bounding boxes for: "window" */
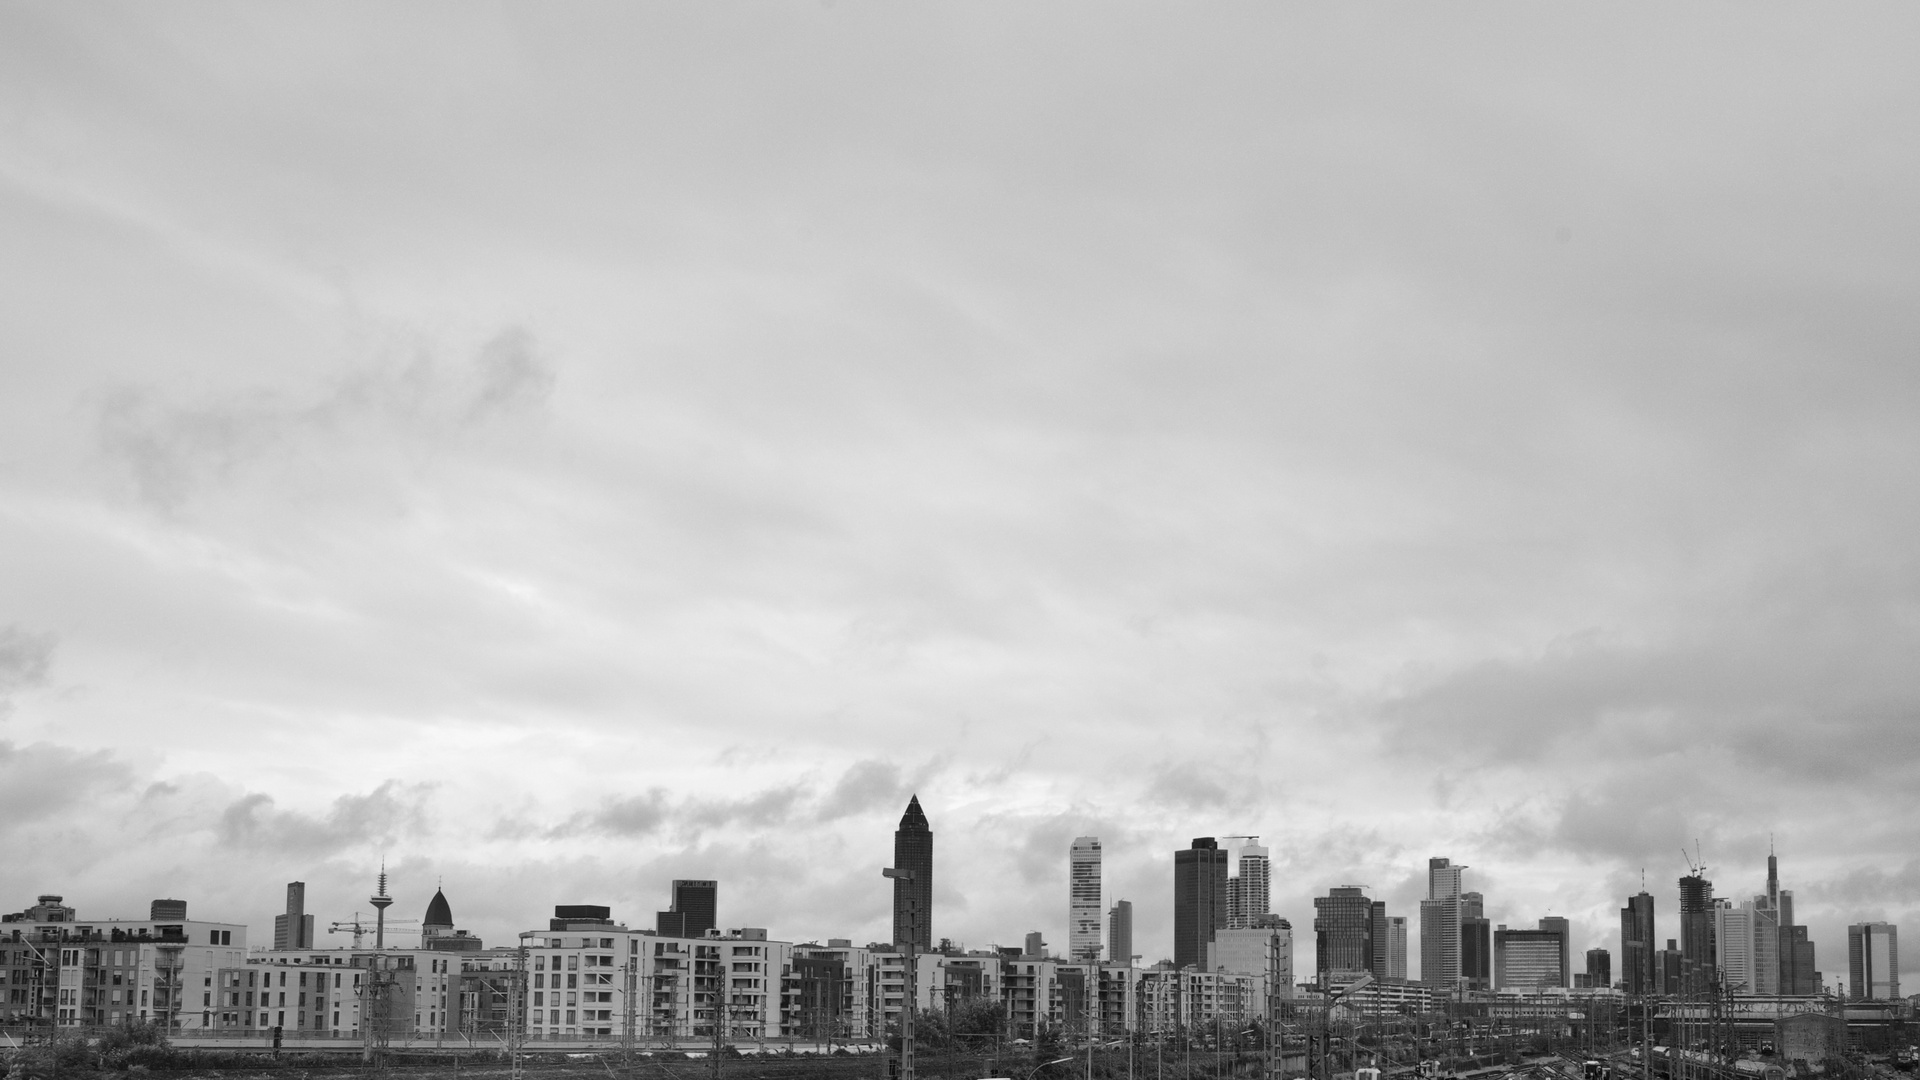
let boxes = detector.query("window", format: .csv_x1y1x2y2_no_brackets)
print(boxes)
567,974,577,989
534,991,544,1006
567,956,578,971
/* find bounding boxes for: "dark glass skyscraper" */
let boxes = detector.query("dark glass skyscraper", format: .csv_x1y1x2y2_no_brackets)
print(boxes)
1313,886,1375,982
656,879,717,938
1174,837,1229,969
1621,891,1656,995
1678,873,1715,993
893,795,933,949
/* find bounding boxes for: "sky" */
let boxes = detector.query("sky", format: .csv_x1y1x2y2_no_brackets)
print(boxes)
2,3,1919,984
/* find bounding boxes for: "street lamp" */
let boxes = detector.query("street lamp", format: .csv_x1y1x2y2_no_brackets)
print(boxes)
1027,1055,1075,1080
883,868,918,1080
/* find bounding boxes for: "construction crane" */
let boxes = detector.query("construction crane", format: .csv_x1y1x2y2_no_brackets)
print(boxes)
329,914,420,949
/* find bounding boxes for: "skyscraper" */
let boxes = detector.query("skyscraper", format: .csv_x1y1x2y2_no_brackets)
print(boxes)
1420,857,1465,988
1174,837,1229,969
1769,851,1819,995
1109,900,1134,966
1715,904,1758,994
1678,873,1715,993
1227,840,1271,929
1462,893,1491,991
1539,915,1571,986
274,881,314,951
656,879,718,937
1370,901,1391,983
1620,890,1656,996
1313,886,1375,983
1069,836,1103,962
893,796,933,949
1387,916,1409,982
1848,922,1899,1000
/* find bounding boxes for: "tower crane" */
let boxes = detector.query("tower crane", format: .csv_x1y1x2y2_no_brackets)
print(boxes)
329,914,420,949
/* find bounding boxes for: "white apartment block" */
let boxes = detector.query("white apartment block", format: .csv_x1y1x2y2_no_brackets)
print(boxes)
1137,967,1264,1035
520,923,792,1042
2,896,247,1028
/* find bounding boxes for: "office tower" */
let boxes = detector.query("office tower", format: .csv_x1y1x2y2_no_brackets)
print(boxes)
1657,939,1683,995
1025,931,1047,957
1848,923,1899,1000
1678,873,1715,993
1462,913,1492,991
1539,916,1571,988
1772,856,1819,995
1211,916,1294,1000
1387,916,1409,982
1227,841,1271,929
1748,899,1780,994
1174,837,1229,969
1586,947,1611,988
1782,923,1818,996
1420,857,1466,988
274,881,314,951
1621,891,1657,996
892,795,933,949
1369,901,1390,982
1712,899,1753,994
1109,900,1134,966
1069,836,1103,962
1313,886,1375,983
1494,919,1568,990
656,879,718,938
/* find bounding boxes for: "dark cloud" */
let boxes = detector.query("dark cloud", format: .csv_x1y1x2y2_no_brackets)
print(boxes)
816,759,905,822
94,327,552,511
466,328,555,420
0,741,133,828
217,780,433,854
0,625,55,695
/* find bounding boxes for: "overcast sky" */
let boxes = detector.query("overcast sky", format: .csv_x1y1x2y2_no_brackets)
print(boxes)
3,4,1918,982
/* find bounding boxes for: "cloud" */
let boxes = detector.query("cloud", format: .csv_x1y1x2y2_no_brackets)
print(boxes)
0,627,54,716
93,327,554,512
217,780,434,854
817,759,906,821
0,741,134,829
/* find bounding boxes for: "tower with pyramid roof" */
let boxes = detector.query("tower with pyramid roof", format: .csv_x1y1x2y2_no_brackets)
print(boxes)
892,795,933,949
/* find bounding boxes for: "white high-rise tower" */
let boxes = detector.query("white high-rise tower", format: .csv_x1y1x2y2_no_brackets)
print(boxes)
1069,837,1103,962
1228,840,1271,928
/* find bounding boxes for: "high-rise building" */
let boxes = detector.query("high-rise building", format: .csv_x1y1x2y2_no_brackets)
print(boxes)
1174,838,1229,969
656,879,718,938
1716,904,1759,994
893,796,933,949
273,881,314,951
1420,857,1466,988
1227,841,1271,929
1848,922,1899,1000
1369,901,1390,982
1539,916,1571,988
1586,948,1612,988
1069,836,1103,962
1313,886,1374,983
1108,900,1134,966
1210,916,1294,1001
1462,915,1492,991
1459,891,1490,990
1387,917,1409,982
1494,919,1568,990
1678,874,1716,994
1768,852,1820,996
1620,891,1657,996
1657,938,1684,995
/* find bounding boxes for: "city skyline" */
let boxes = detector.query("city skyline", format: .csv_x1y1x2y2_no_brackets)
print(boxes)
4,4,1920,997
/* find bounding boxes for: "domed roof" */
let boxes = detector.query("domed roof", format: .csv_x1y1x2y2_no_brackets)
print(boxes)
423,887,453,929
